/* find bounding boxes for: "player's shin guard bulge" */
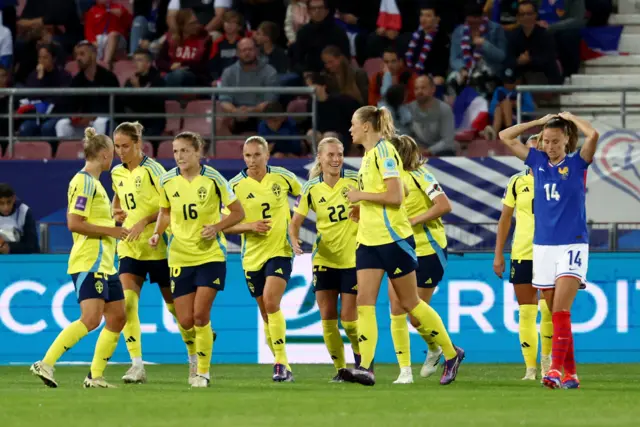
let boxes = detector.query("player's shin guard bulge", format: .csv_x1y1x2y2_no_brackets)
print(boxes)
409,301,456,359
356,306,377,371
42,320,89,367
551,311,572,372
322,319,346,370
519,305,539,369
90,328,120,379
123,290,142,359
268,310,290,370
194,322,213,378
390,314,411,368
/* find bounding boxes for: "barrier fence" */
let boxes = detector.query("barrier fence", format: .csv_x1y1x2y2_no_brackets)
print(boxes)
0,86,317,157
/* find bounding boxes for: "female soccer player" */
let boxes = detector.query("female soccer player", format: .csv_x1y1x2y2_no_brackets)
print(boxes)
226,136,302,382
149,132,244,388
386,135,452,384
31,128,129,388
111,122,197,384
288,137,360,382
499,112,599,389
494,134,553,381
342,106,464,386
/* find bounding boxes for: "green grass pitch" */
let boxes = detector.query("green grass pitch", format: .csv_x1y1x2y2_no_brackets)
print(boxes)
2,364,640,427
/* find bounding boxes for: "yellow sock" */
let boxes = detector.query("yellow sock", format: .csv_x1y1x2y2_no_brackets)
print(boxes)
356,306,377,370
390,314,411,368
263,322,275,356
166,303,196,357
267,310,290,371
194,322,213,376
123,290,142,359
519,304,538,369
539,299,553,357
341,319,360,356
43,320,89,366
90,328,120,378
322,319,345,370
416,324,441,352
409,301,456,360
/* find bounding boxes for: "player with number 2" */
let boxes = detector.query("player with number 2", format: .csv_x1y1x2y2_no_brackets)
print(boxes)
499,112,599,390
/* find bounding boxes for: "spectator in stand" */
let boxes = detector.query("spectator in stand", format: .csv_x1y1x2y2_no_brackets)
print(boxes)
208,10,245,81
157,8,212,87
284,0,309,47
304,72,360,154
257,101,305,158
123,49,166,142
254,21,289,75
448,2,507,98
507,1,563,85
84,0,133,70
291,0,350,74
0,183,39,255
55,41,120,140
404,3,448,85
17,44,72,139
17,0,83,54
484,68,535,139
321,45,368,105
408,75,456,156
0,0,17,39
484,0,520,31
369,47,416,106
218,37,279,134
0,66,9,154
233,0,286,43
0,14,12,68
334,1,379,65
538,0,586,77
378,83,412,135
366,0,419,60
130,0,170,56
167,0,233,36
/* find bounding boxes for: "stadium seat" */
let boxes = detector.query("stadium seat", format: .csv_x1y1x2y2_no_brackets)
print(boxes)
287,99,307,114
213,140,245,158
465,139,491,157
55,141,85,160
156,140,174,159
113,60,136,86
11,141,53,160
142,141,154,157
65,60,79,76
165,100,183,136
363,58,384,78
183,100,214,136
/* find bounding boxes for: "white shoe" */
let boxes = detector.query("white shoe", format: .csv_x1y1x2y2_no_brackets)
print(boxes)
188,360,198,386
122,364,147,384
83,376,116,388
420,347,443,378
522,367,537,380
30,361,58,388
191,375,210,388
540,355,551,380
393,367,414,384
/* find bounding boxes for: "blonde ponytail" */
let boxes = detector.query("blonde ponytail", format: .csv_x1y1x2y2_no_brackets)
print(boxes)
83,127,113,160
309,137,343,179
354,106,397,141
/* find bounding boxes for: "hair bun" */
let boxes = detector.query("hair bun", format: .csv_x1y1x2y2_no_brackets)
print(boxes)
84,127,98,140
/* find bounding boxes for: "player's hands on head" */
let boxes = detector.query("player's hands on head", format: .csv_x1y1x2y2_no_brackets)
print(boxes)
536,114,556,125
126,220,147,242
493,253,505,279
201,224,220,240
148,233,160,248
112,227,130,240
112,208,127,223
346,186,362,203
251,219,271,233
557,111,574,121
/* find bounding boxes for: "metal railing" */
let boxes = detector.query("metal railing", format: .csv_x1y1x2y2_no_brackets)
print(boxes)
515,85,640,128
0,86,317,157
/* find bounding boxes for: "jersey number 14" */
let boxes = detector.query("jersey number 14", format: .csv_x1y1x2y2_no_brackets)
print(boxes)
544,183,560,201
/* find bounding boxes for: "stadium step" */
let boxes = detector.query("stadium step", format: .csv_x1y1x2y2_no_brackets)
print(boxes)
582,54,640,75
619,0,640,14
619,34,640,54
560,93,640,106
571,74,640,86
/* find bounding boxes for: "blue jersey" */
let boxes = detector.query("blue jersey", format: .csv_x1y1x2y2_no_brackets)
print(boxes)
525,149,589,245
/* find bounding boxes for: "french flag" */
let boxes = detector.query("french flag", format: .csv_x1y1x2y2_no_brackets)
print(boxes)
580,25,628,61
453,86,489,134
376,0,402,31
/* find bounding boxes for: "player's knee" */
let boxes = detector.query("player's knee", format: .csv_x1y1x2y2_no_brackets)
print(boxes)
178,314,195,330
193,310,210,327
80,313,102,332
106,312,126,332
263,296,281,314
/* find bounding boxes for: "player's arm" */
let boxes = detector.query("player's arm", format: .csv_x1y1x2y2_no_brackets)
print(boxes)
347,177,404,206
409,194,451,226
67,214,129,240
69,178,128,239
223,220,272,235
499,115,554,160
149,207,170,247
202,199,245,240
289,213,305,255
111,190,127,224
494,177,517,278
558,112,599,163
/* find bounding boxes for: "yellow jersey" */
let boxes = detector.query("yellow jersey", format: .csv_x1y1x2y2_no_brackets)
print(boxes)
502,171,534,260
357,139,413,246
67,171,117,275
229,166,302,271
159,165,236,268
402,166,448,257
294,169,359,269
111,156,167,261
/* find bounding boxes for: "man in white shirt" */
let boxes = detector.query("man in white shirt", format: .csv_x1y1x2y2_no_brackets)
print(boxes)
0,12,13,68
167,0,232,36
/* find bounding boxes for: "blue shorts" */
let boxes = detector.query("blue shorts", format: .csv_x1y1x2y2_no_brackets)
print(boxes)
245,257,292,298
71,272,124,303
313,266,357,294
356,236,418,279
510,259,533,285
119,257,170,288
170,262,226,299
417,250,448,289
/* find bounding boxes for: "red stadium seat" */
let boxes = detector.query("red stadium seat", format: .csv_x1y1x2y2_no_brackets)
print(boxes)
465,139,490,157
156,140,174,159
113,60,136,86
287,99,308,114
183,100,214,136
363,58,384,78
56,141,85,160
11,141,53,160
214,140,245,159
142,141,154,157
165,100,182,136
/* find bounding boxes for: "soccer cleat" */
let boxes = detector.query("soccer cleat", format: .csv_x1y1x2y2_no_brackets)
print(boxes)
272,363,294,382
522,367,537,381
562,374,580,389
540,355,551,381
330,369,348,383
83,376,116,388
190,375,210,388
122,364,147,384
420,347,443,378
440,346,465,385
30,361,58,388
341,366,375,386
188,359,198,386
542,369,563,389
393,367,414,384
